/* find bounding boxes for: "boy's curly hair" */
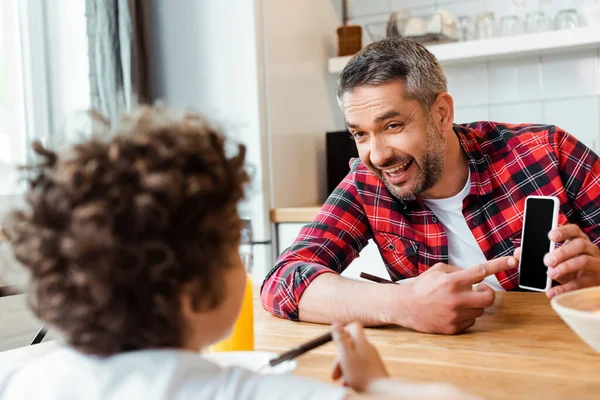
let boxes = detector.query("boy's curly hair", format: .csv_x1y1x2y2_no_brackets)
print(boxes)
4,106,249,356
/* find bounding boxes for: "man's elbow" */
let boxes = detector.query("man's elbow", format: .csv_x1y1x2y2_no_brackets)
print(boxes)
259,271,301,321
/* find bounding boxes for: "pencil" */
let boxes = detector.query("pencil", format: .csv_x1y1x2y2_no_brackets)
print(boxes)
268,331,333,367
359,272,396,284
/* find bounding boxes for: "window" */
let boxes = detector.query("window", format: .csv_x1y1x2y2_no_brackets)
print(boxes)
0,0,27,197
0,0,90,211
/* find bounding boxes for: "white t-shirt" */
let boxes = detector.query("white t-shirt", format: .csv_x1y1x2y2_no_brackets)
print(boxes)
423,172,504,291
0,347,348,400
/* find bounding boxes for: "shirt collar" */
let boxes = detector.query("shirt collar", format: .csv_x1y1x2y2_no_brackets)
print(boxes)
453,124,494,196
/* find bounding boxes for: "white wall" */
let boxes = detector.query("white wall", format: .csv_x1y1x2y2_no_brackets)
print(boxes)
149,0,273,278
261,0,346,208
349,0,600,152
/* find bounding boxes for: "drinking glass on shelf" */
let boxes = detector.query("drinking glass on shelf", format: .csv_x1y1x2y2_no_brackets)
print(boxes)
457,15,474,41
555,9,581,30
525,11,551,33
500,15,525,36
476,12,498,39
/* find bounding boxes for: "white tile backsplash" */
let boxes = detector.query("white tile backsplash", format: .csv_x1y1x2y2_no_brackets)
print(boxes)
454,105,489,123
489,56,541,104
445,61,489,106
542,49,597,99
349,0,390,18
439,0,486,19
485,0,535,19
349,14,391,45
542,97,600,151
541,0,587,22
490,102,544,124
361,0,587,22
405,5,437,18
391,0,435,10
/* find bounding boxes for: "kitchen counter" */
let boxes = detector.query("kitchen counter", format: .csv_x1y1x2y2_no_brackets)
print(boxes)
270,207,320,223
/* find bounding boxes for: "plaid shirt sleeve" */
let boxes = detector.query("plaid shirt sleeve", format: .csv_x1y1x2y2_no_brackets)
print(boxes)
551,126,600,245
260,172,372,321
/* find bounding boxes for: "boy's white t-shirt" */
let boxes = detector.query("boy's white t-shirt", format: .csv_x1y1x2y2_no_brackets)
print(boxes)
0,347,348,400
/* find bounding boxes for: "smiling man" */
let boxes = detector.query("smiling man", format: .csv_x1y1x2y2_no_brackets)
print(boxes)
260,38,600,334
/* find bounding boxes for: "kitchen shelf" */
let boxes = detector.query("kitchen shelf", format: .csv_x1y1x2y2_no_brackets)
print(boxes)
328,27,600,73
270,207,320,223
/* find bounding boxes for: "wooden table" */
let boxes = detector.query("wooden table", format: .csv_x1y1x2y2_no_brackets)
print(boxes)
254,290,599,400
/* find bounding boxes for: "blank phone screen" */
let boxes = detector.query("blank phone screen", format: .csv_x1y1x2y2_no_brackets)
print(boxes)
519,198,555,290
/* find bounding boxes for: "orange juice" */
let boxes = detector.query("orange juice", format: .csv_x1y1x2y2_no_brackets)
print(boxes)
210,274,254,351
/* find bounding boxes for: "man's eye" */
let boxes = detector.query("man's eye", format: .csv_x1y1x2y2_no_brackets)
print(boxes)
351,131,366,140
387,123,403,130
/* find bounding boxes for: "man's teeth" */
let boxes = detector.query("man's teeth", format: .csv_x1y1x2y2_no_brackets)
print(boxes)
384,161,410,175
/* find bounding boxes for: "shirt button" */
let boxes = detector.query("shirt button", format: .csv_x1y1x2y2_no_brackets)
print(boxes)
388,244,395,251
432,216,438,223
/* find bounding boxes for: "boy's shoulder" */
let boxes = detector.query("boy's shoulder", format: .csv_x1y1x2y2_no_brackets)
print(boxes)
0,347,348,400
0,348,217,399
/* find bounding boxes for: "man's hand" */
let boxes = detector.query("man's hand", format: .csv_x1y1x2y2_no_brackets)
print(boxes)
397,256,517,335
514,224,600,298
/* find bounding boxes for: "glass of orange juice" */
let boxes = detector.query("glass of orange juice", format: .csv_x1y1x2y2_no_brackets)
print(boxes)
209,220,254,352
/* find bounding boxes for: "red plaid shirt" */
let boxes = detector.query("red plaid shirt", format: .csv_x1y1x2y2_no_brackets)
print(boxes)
260,122,600,321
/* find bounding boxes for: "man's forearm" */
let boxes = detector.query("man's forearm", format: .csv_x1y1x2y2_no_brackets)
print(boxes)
297,273,411,326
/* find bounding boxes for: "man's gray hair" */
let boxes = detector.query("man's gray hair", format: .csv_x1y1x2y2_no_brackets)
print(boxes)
337,38,447,110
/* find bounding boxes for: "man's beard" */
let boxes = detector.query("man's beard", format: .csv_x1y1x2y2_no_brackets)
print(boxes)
379,122,446,200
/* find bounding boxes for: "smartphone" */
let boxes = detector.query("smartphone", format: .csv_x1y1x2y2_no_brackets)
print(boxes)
518,196,560,292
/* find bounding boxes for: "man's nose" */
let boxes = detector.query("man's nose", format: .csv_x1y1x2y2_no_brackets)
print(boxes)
369,136,395,168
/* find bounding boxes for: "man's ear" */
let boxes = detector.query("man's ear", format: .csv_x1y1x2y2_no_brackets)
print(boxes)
431,92,455,132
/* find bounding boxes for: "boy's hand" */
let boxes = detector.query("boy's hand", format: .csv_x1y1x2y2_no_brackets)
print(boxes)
331,322,389,392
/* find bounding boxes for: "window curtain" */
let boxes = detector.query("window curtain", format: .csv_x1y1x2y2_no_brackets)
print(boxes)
85,0,152,124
